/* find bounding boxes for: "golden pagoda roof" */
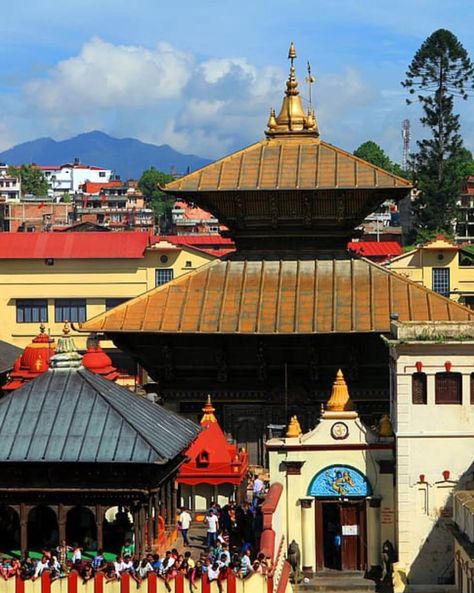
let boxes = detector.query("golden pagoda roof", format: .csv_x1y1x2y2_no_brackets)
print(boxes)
201,395,217,424
163,138,411,193
79,256,474,335
164,44,410,195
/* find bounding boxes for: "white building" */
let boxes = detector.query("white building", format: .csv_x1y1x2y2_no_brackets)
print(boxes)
38,160,112,197
0,164,21,201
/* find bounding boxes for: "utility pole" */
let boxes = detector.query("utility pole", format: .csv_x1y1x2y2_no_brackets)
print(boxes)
401,119,411,171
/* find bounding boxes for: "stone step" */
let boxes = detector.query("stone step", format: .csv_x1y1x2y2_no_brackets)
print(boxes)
301,572,376,593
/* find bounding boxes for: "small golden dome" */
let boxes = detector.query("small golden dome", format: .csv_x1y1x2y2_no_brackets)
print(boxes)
326,369,354,412
286,415,302,438
379,414,394,437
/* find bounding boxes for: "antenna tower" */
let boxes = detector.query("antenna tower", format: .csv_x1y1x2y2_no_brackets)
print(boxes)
401,119,411,171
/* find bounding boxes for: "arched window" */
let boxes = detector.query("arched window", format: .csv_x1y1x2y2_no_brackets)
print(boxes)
196,450,209,468
412,372,427,404
435,372,462,404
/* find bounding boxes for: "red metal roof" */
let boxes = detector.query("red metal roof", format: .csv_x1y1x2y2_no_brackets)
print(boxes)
347,241,402,258
81,180,124,194
0,232,150,259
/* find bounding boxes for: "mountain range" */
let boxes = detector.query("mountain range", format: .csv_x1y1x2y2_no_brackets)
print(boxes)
0,131,211,179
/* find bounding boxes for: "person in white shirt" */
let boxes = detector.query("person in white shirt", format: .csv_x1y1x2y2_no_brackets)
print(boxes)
252,475,265,507
178,507,192,547
32,556,49,580
205,510,219,549
239,549,252,577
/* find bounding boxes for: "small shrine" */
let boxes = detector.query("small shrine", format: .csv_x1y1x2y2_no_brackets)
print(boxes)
3,324,55,392
3,325,120,393
178,396,249,510
267,370,394,575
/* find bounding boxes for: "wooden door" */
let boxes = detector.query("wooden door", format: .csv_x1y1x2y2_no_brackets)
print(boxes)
341,504,359,570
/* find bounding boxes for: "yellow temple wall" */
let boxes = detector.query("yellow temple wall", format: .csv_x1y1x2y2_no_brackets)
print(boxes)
0,246,213,350
268,428,395,571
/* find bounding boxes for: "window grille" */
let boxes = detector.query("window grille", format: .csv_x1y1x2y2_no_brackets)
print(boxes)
55,299,86,323
412,372,427,404
155,269,174,286
432,268,450,297
435,372,462,404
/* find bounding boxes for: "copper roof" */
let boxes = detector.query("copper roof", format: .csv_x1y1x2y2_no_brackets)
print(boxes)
80,257,474,335
164,138,411,193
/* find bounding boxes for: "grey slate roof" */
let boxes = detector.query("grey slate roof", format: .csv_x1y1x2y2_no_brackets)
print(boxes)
0,339,22,375
0,368,200,463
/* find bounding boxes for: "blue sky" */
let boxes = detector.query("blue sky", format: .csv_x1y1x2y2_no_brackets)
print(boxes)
1,0,474,163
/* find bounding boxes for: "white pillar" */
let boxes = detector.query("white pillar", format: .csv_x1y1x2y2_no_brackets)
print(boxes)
300,498,315,576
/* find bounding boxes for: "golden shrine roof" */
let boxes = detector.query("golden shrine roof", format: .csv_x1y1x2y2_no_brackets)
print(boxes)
163,138,411,193
80,256,474,335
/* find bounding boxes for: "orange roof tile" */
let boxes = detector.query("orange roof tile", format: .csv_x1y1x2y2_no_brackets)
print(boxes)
80,256,474,335
164,138,412,193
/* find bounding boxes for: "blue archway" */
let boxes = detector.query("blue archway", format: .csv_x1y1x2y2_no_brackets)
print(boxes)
308,465,372,497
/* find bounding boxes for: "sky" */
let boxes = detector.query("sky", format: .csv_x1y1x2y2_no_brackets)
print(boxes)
1,0,474,163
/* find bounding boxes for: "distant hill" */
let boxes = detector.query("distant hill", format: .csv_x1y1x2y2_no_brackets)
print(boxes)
0,131,210,179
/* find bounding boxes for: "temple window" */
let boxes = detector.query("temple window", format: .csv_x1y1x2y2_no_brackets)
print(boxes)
196,450,209,468
412,372,427,405
435,372,462,405
16,299,48,323
55,299,87,323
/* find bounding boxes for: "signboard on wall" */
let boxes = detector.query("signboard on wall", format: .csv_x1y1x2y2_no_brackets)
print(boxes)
342,524,359,536
308,465,372,497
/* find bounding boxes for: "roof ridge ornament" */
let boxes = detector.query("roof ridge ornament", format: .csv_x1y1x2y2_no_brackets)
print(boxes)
265,43,319,139
322,369,358,420
201,394,218,424
50,320,82,369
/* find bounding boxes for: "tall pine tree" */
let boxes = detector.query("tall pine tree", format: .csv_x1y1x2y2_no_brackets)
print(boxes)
402,29,474,236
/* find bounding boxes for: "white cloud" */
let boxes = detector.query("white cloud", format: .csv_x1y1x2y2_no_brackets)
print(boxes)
25,37,194,114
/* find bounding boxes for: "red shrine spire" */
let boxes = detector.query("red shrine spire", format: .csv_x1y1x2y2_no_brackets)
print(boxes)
177,395,249,486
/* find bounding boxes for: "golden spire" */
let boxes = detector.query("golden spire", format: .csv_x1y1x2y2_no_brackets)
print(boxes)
326,370,355,412
286,415,302,438
266,43,319,138
62,321,71,335
201,395,217,424
379,414,394,437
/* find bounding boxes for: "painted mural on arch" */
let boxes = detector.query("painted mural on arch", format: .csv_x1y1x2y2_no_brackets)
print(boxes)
309,465,372,497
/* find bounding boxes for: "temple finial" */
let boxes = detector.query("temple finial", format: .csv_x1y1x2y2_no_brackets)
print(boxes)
201,395,217,424
326,370,354,412
288,42,297,65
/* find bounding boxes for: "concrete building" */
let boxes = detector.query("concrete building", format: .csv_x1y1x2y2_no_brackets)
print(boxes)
38,160,112,196
0,231,215,350
386,235,474,307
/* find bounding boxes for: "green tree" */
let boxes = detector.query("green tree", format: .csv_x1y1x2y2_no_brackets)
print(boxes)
402,29,474,235
354,141,409,179
138,167,175,219
8,164,49,196
354,141,393,171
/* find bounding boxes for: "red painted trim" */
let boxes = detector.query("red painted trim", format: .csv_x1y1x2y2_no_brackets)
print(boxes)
202,574,210,593
15,576,25,593
175,573,185,593
121,572,131,593
147,573,157,593
41,571,51,593
95,572,104,593
227,573,236,593
261,483,283,530
276,562,291,593
266,444,394,452
68,572,78,593
259,529,276,559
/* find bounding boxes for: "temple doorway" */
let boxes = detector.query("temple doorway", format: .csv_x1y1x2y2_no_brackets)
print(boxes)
66,507,97,550
316,500,366,572
28,506,59,550
0,506,20,551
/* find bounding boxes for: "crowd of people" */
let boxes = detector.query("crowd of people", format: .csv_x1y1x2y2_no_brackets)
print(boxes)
0,498,271,590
